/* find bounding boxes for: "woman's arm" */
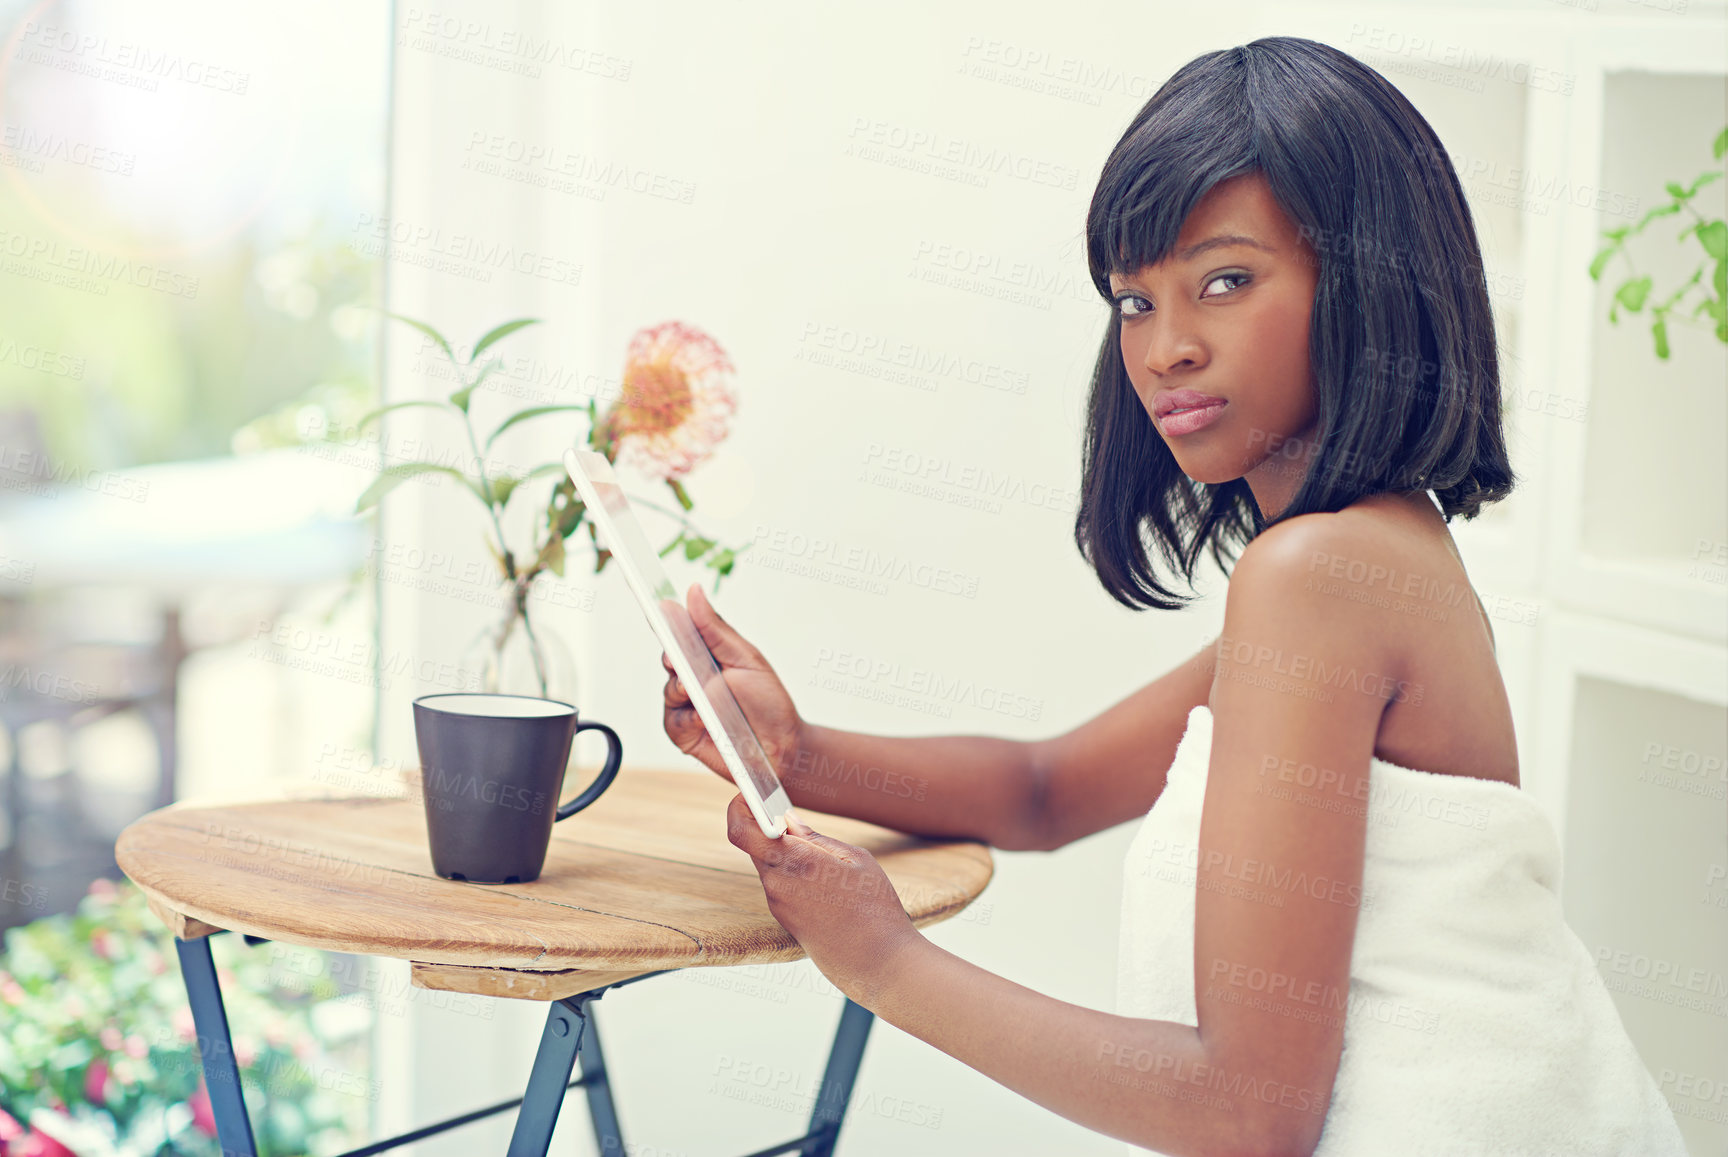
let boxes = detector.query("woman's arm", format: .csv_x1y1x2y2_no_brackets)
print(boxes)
784,632,1220,852
801,521,1388,1157
779,723,1045,850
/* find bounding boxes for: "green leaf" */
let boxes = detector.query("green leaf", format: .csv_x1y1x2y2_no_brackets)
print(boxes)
1714,125,1727,161
1665,180,1687,200
658,532,683,558
1652,317,1670,359
1615,276,1652,313
484,405,590,452
470,318,541,362
355,400,452,431
492,461,568,510
449,384,476,413
1587,246,1617,281
1698,220,1727,261
1713,258,1726,300
537,531,566,578
388,314,455,363
1633,202,1681,232
667,477,693,511
683,535,716,560
354,462,484,512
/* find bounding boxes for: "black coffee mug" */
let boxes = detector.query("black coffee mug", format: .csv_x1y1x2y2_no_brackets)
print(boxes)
411,693,624,884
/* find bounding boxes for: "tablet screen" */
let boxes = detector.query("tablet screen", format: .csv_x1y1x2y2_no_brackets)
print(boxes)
562,449,788,815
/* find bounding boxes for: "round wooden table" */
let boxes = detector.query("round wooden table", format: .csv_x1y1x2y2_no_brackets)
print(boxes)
116,767,994,1157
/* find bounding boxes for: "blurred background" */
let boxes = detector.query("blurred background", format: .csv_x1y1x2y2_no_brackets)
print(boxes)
0,0,1722,1154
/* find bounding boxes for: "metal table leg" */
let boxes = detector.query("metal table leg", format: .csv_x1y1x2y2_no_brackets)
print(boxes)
799,998,876,1157
170,941,876,1157
507,992,626,1157
577,997,625,1157
175,936,259,1157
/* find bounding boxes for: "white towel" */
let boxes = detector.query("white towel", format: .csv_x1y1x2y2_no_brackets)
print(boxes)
1115,704,1687,1156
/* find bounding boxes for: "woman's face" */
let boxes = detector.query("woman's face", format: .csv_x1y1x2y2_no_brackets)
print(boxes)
1108,170,1322,516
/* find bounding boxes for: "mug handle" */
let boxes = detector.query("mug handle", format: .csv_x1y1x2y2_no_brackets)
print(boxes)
556,720,624,821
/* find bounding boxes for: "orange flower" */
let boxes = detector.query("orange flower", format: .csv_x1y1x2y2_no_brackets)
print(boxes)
593,320,737,479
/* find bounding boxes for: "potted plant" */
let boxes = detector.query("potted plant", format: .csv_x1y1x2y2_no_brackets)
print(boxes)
353,316,752,700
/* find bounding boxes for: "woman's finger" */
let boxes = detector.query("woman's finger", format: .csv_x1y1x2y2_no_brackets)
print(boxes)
663,670,688,707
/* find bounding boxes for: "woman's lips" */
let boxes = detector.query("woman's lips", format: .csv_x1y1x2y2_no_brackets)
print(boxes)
1159,400,1227,436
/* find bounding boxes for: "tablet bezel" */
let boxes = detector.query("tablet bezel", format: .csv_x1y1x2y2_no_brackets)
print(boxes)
562,447,792,839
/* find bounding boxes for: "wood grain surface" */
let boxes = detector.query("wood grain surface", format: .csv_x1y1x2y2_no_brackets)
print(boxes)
116,768,993,998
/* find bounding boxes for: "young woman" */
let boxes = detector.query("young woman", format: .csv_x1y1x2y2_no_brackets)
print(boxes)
662,36,1688,1157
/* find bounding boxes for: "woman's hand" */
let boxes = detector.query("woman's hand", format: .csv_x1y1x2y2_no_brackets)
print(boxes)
725,793,922,1006
661,582,806,784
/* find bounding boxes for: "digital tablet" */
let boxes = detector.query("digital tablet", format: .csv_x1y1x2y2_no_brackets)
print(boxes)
562,447,792,839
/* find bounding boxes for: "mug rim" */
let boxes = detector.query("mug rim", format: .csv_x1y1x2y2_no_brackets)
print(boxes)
414,692,577,719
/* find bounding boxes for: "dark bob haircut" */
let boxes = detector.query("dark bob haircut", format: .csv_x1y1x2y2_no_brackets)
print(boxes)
1074,35,1516,611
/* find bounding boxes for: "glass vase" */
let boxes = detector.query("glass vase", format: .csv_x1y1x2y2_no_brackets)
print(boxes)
460,573,579,704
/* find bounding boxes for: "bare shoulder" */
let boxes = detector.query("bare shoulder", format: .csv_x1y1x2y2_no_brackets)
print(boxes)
1221,507,1407,689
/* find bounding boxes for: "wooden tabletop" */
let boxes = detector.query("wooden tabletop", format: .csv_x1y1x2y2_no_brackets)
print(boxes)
116,769,994,1001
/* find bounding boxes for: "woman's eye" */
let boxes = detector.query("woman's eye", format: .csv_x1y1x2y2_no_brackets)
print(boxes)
1114,273,1247,318
1203,272,1249,296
